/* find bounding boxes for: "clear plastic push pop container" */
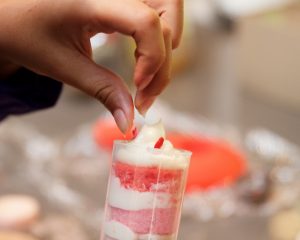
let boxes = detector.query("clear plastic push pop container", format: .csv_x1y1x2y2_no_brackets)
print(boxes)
101,121,191,240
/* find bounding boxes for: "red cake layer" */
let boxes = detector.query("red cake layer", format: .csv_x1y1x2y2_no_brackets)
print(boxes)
109,206,178,235
113,161,184,193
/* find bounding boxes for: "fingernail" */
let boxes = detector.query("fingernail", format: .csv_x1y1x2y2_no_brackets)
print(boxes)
113,109,129,134
135,92,145,109
139,97,156,116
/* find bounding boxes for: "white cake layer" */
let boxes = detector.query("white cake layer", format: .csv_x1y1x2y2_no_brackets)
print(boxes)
104,220,136,240
104,220,174,240
108,176,177,211
139,233,175,240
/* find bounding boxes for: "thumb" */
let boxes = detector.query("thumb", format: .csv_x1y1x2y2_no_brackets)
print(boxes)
49,51,134,133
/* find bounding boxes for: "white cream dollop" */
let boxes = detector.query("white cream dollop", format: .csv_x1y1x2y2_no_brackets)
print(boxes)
131,120,173,153
133,120,166,144
114,120,190,169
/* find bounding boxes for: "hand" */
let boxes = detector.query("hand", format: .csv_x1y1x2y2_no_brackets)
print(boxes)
134,0,184,116
0,0,183,133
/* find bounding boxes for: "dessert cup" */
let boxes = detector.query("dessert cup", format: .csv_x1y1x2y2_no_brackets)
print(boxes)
101,140,191,240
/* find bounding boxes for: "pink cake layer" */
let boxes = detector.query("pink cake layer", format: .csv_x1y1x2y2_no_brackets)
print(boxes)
113,161,184,193
109,206,178,235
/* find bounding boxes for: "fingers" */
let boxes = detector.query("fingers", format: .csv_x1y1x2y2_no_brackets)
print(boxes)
92,0,181,115
160,0,184,49
135,20,172,114
94,0,165,91
50,48,134,133
132,10,166,90
140,0,184,49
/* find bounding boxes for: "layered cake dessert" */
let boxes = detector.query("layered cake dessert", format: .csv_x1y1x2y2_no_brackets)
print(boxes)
101,121,191,240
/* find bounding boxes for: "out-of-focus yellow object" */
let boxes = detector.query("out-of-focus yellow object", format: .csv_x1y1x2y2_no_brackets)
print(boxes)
171,20,194,77
269,209,300,240
0,195,40,230
0,231,39,240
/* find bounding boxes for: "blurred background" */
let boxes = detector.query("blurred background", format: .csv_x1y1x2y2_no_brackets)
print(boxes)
0,0,300,239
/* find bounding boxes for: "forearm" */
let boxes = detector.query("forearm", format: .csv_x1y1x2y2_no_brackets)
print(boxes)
0,0,62,119
0,0,20,80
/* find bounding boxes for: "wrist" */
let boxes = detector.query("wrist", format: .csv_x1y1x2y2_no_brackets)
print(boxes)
0,59,20,80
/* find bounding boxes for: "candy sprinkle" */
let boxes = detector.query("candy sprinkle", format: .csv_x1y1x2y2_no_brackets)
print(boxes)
132,127,138,139
154,137,164,149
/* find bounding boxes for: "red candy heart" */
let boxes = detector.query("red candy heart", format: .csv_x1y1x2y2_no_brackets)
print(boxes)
154,137,164,149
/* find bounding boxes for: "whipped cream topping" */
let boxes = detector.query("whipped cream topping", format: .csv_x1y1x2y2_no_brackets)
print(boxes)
132,120,173,153
114,121,191,169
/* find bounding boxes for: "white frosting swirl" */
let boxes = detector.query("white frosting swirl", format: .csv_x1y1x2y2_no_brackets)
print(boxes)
114,121,190,169
132,120,173,152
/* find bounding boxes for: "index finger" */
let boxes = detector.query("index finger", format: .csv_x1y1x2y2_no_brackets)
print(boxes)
135,20,172,114
94,0,166,89
140,0,184,49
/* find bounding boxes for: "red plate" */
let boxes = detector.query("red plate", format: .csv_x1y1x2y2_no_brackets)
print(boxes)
168,133,247,192
93,119,134,151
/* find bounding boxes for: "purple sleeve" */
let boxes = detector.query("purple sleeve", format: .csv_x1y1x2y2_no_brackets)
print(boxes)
0,68,63,121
